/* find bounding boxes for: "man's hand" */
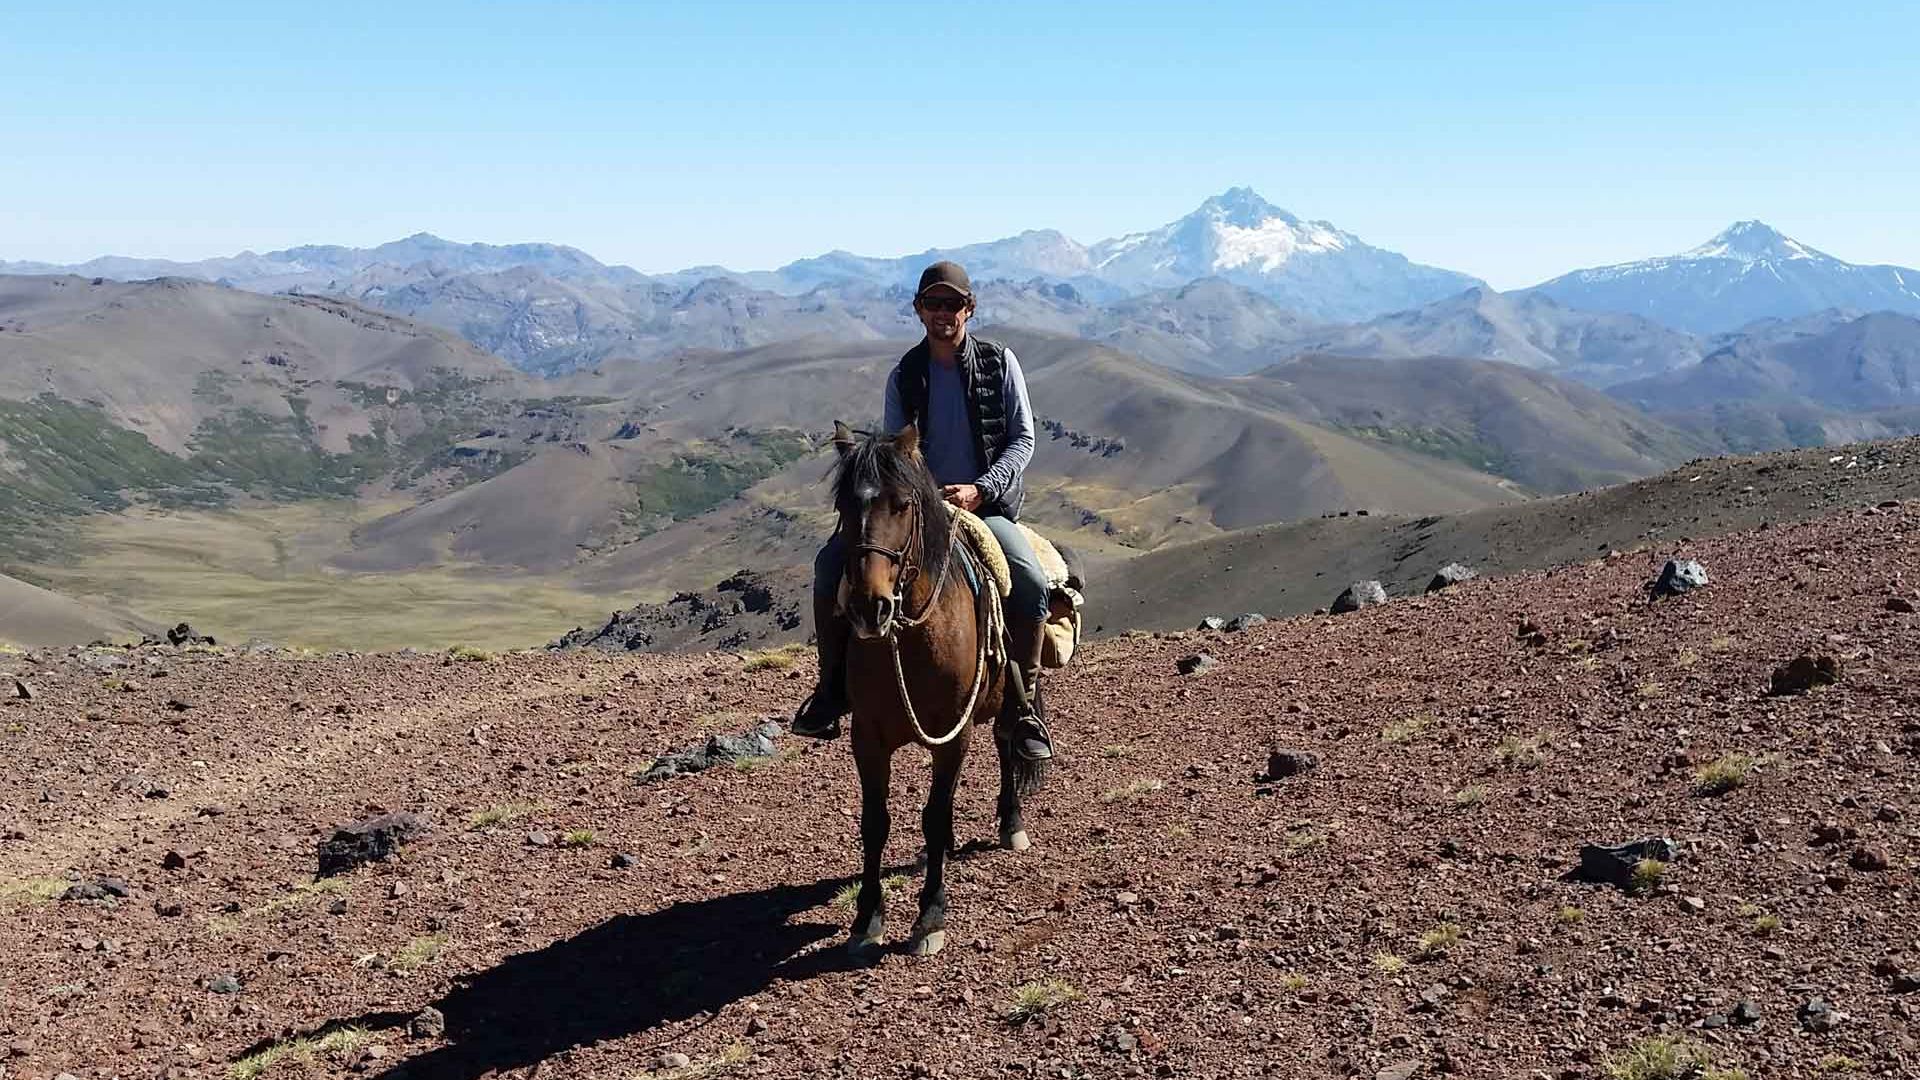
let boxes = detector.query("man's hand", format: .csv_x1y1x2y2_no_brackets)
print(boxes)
941,484,984,513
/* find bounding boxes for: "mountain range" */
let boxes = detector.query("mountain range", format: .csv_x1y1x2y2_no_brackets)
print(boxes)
10,193,1920,390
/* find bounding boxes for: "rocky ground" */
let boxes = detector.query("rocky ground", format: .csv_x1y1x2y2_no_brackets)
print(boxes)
2,499,1917,1080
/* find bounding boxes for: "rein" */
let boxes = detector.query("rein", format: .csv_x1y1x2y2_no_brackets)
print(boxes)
848,498,997,748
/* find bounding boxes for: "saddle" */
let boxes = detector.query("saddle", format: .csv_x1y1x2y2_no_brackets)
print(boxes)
950,508,1086,669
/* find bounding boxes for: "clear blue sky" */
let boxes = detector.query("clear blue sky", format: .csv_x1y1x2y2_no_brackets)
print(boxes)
3,1,1915,288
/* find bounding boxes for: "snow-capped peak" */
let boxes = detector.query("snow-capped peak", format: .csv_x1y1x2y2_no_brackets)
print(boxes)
1685,220,1826,264
1194,186,1298,229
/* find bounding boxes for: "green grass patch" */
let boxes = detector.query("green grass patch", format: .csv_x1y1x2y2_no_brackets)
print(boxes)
257,876,349,917
560,829,596,849
390,933,448,972
1556,906,1585,925
229,1025,372,1080
1629,858,1667,894
1004,979,1081,1024
1099,744,1135,759
1602,1035,1747,1080
1452,784,1487,808
1371,951,1406,974
831,874,908,910
741,649,797,673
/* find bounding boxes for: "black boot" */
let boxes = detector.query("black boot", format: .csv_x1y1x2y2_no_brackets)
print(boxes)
792,593,849,739
1001,615,1054,762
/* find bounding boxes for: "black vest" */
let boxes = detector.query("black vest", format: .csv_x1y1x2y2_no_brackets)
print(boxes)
896,335,1026,521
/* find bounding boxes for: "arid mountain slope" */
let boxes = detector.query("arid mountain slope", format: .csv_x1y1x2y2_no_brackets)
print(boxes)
1100,436,1920,632
0,571,158,647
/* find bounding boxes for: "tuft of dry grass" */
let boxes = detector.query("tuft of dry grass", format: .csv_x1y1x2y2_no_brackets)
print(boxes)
560,828,596,848
1100,778,1164,803
1371,951,1406,974
390,933,448,972
1416,922,1462,958
1496,734,1547,769
229,1026,371,1080
1004,979,1081,1024
446,644,494,662
468,801,543,828
1452,784,1487,808
1556,906,1586,925
1694,753,1756,796
1381,716,1432,743
1629,858,1667,894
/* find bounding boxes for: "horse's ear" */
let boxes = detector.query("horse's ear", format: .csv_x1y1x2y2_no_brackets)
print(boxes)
832,421,855,459
895,423,921,459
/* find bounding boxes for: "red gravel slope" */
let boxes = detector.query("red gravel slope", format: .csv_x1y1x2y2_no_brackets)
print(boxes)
1,500,1916,1080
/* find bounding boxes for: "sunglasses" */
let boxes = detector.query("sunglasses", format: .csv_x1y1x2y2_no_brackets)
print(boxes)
918,295,969,314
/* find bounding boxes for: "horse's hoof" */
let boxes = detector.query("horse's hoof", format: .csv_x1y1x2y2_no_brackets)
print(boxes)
847,933,884,955
1002,830,1031,852
909,930,946,957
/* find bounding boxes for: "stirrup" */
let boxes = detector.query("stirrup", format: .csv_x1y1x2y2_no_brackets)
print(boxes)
1001,707,1053,762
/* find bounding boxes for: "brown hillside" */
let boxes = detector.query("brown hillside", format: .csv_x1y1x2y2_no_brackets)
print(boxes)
1102,436,1920,632
0,571,158,647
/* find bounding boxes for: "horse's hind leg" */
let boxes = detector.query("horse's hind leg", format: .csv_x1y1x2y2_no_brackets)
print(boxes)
995,726,1031,852
848,741,891,954
910,745,964,956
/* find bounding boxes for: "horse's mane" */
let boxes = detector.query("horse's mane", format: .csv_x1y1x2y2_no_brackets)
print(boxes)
832,430,951,585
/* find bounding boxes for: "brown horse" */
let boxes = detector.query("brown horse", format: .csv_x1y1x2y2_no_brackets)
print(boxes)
828,421,1047,957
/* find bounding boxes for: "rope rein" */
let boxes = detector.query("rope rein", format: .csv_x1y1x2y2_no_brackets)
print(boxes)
874,511,1002,749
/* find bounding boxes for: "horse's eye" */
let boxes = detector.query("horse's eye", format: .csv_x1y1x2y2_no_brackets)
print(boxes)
892,497,911,514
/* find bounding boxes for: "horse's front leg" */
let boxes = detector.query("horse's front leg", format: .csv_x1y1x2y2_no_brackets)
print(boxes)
848,735,891,954
910,741,965,956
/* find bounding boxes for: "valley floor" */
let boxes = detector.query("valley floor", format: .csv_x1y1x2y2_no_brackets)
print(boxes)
1,501,1917,1079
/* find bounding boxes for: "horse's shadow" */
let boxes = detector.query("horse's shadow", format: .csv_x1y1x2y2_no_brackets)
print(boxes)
332,872,893,1079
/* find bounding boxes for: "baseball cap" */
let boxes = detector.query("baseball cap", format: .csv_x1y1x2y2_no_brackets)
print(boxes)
915,261,973,301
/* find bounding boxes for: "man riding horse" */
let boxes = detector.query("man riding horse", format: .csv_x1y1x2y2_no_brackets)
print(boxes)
793,260,1055,763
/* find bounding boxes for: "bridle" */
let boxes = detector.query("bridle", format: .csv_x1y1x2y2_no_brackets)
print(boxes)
849,494,956,639
843,491,997,748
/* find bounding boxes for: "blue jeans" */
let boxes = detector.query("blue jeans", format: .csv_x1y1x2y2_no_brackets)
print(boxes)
815,514,1049,623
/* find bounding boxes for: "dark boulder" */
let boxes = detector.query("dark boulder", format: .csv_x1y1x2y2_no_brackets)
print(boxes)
1575,837,1678,889
317,812,429,877
639,720,782,783
1331,581,1387,614
1195,616,1228,632
166,623,216,647
1224,613,1267,632
1769,654,1840,696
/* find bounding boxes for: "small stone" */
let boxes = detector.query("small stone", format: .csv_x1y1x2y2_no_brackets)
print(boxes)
389,882,409,899
1115,892,1140,908
1811,822,1845,846
1730,1000,1763,1026
1224,613,1266,632
1851,847,1890,872
525,831,553,848
207,974,242,995
162,850,187,871
1798,997,1837,1032
1889,973,1920,994
327,898,348,916
657,1052,691,1071
10,678,32,701
1376,1062,1421,1080
316,812,428,877
1263,749,1319,781
1195,616,1227,632
611,852,638,869
154,900,183,917
1680,895,1707,914
745,1016,769,1036
1214,924,1242,941
1889,596,1916,614
408,1007,446,1039
1176,653,1217,676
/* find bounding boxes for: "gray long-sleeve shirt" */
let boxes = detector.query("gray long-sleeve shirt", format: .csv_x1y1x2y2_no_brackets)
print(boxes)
883,339,1035,506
